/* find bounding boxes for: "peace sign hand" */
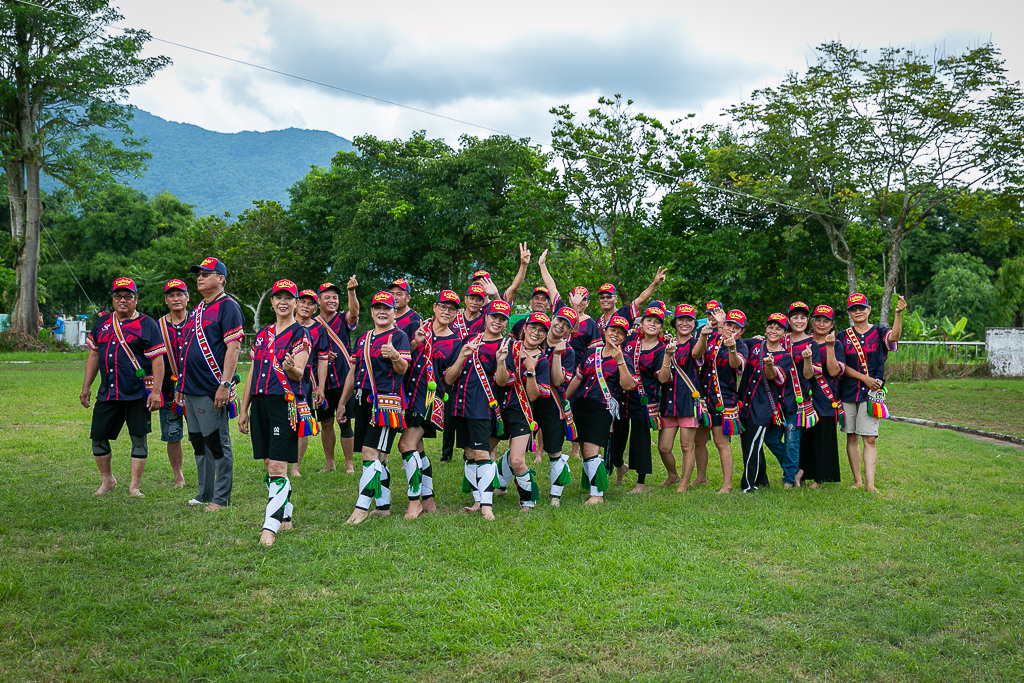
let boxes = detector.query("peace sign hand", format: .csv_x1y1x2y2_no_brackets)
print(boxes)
495,338,511,363
652,266,667,286
519,242,531,265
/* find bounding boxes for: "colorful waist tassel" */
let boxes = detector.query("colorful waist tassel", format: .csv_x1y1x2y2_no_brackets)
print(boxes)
227,399,238,420
297,401,320,436
799,402,819,429
721,405,742,435
564,405,579,441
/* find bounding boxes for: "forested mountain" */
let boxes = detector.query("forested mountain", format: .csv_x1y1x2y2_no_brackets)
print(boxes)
43,110,354,218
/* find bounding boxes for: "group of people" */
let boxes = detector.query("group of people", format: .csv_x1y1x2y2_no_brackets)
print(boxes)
80,246,906,546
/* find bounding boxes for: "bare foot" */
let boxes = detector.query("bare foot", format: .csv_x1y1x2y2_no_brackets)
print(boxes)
128,488,144,497
783,483,793,489
661,476,681,487
320,462,336,473
173,478,186,489
368,509,390,518
716,486,732,495
794,469,804,487
462,503,481,513
850,482,864,490
518,505,533,512
345,509,369,524
584,496,604,505
204,503,226,512
481,506,495,520
94,478,117,496
494,488,507,497
259,530,276,546
421,498,436,513
289,468,301,478
280,521,293,531
550,497,560,507
675,483,689,493
615,465,627,485
344,465,355,474
690,478,708,487
809,482,820,489
628,484,645,494
405,500,423,520
865,485,878,493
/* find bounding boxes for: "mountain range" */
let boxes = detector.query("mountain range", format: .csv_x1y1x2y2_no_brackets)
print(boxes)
47,109,355,218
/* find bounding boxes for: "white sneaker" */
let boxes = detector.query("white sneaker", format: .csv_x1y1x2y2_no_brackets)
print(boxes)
187,498,204,506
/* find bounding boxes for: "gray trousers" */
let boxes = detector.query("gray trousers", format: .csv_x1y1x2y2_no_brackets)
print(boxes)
183,394,234,506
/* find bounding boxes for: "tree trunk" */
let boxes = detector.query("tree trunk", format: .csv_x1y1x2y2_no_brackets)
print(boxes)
244,288,271,333
10,162,41,336
879,229,903,327
819,218,860,295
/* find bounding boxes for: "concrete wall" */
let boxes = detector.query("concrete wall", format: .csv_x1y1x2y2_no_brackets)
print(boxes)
987,328,1024,377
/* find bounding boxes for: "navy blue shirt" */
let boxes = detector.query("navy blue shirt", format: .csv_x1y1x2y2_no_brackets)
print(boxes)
622,335,666,419
248,322,312,396
158,314,188,405
785,336,817,414
700,332,748,408
405,329,463,415
739,342,789,425
660,337,703,418
543,343,577,408
88,313,166,402
178,294,245,396
301,320,331,397
809,339,847,418
576,346,635,404
452,336,503,420
839,325,896,403
352,328,411,397
501,343,552,413
319,311,357,390
395,309,423,339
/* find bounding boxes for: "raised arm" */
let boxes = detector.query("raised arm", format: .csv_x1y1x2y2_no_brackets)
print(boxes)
537,249,561,304
346,275,360,326
502,243,531,304
888,295,906,345
632,266,667,312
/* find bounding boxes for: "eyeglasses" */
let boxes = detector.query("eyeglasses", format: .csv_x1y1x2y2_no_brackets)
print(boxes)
598,294,615,299
849,306,868,312
112,293,136,301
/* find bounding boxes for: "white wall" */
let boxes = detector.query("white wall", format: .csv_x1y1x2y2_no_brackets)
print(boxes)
987,328,1024,377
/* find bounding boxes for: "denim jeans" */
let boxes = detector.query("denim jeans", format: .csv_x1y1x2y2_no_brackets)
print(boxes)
765,412,801,484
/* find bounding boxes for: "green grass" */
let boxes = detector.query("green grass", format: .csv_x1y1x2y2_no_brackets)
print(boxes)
2,363,1023,682
0,350,89,362
887,378,1024,437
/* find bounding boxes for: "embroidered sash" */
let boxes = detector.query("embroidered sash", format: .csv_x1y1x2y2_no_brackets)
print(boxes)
510,341,540,451
846,327,889,419
111,314,161,407
361,329,407,429
192,298,238,417
670,341,709,426
788,339,819,429
266,326,318,435
470,334,503,435
592,345,620,420
631,339,661,430
159,316,185,413
315,314,354,366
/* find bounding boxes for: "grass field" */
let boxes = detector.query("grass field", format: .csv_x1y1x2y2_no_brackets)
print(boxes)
2,361,1023,682
887,378,1024,437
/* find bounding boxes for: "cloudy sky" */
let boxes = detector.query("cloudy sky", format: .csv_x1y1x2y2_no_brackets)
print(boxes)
117,0,1020,147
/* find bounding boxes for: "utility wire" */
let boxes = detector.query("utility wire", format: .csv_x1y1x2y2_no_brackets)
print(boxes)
10,0,837,220
42,223,96,310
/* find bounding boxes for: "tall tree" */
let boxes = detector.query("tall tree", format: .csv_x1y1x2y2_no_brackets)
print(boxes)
0,0,169,335
719,42,1024,325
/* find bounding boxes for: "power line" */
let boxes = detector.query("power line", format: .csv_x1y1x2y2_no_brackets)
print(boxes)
42,224,96,310
9,0,837,221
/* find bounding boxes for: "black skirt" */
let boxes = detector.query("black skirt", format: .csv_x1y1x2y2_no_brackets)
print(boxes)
799,416,841,483
572,397,614,449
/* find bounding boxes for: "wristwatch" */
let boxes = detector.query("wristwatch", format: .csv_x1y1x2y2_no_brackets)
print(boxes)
524,371,537,378
220,380,232,389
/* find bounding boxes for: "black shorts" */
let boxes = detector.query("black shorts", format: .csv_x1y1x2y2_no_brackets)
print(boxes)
353,395,398,455
250,394,299,463
534,397,566,454
91,399,152,441
572,397,613,448
403,410,440,439
453,416,492,452
496,408,532,441
317,387,354,438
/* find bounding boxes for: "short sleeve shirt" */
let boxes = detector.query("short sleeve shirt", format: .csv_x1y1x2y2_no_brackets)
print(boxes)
88,313,166,402
501,344,552,413
301,320,331,396
405,329,463,414
786,336,817,414
576,346,634,404
178,295,245,396
158,315,188,405
320,311,358,390
351,328,412,397
838,325,896,403
739,342,789,425
809,339,847,417
248,322,312,396
451,336,503,420
660,337,703,418
622,336,666,419
395,309,423,339
543,343,577,403
701,333,748,408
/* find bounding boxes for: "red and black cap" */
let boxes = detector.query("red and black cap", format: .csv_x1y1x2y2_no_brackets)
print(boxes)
725,309,747,328
190,257,227,276
112,277,137,294
465,283,487,299
526,312,552,330
488,300,511,318
435,290,462,307
572,286,590,300
673,303,697,321
598,283,617,296
472,269,490,281
164,279,187,293
642,306,666,321
847,293,869,309
298,288,319,301
318,282,342,297
272,279,299,297
555,306,579,326
705,300,723,312
531,286,551,299
607,315,631,332
766,312,788,328
813,304,835,320
371,291,396,308
389,279,411,293
788,301,810,315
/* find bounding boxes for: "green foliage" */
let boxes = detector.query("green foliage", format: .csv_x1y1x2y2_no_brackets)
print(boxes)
918,254,996,337
994,255,1024,326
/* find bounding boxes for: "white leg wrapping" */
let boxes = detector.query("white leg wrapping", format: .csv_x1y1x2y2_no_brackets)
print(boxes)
583,456,604,497
263,476,290,533
420,453,434,498
356,460,382,510
514,471,536,508
496,451,512,488
550,454,570,498
403,450,423,500
477,459,497,506
377,463,392,509
464,460,479,502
